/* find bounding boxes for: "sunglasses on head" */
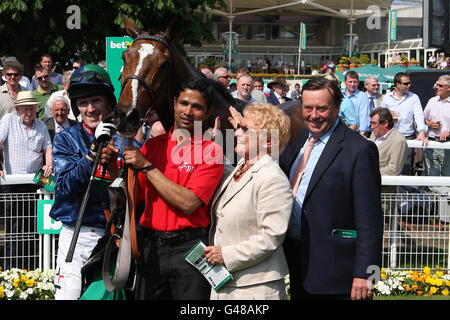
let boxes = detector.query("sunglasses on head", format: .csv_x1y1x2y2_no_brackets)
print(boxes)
71,71,105,83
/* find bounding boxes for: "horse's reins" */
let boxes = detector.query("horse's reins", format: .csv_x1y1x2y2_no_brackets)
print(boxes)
120,34,174,122
102,34,174,266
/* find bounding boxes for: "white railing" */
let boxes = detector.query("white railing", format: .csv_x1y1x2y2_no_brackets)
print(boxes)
1,176,57,271
1,138,449,271
406,140,450,150
381,140,450,271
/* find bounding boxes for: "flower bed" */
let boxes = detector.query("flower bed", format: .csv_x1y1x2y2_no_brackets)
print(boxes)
374,267,450,297
0,268,55,300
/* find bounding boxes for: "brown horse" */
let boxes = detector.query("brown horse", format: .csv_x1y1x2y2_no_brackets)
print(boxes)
114,15,237,142
114,15,303,149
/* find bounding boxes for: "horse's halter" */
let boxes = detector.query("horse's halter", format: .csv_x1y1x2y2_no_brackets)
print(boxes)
120,34,173,119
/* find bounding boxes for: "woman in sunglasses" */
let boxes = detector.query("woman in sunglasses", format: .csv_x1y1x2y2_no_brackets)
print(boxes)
204,102,293,300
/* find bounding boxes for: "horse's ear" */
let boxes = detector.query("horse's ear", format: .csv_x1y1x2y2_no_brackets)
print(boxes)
122,14,140,40
164,18,179,42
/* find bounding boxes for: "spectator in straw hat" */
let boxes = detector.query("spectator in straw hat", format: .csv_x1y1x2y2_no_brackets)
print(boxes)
0,90,52,178
0,90,52,270
266,77,291,106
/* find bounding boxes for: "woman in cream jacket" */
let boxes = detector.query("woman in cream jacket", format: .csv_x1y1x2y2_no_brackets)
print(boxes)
204,102,293,300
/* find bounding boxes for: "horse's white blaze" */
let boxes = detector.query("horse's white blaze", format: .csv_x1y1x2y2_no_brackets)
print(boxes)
131,43,154,111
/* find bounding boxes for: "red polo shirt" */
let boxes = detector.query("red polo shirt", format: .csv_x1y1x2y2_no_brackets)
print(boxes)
137,128,224,232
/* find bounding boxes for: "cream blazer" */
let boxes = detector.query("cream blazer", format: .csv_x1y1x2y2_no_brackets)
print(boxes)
209,155,293,287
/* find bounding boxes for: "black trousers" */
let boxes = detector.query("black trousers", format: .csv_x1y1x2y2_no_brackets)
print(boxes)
134,230,210,300
283,237,351,300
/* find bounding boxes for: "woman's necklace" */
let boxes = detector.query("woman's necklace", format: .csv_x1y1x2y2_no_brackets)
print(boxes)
233,163,253,180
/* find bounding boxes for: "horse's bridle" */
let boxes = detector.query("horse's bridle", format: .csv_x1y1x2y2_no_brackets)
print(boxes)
120,34,174,119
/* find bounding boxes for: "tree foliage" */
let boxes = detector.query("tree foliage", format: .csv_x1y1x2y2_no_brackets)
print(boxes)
0,0,226,76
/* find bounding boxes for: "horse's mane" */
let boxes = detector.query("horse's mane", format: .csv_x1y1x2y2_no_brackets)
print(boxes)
168,49,237,132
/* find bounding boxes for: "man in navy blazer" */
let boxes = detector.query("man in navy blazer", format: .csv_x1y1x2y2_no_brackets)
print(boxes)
280,77,383,300
267,77,291,106
44,96,77,143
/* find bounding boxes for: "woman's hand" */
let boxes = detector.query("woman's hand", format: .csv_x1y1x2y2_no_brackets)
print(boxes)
206,116,221,141
204,245,224,265
228,106,244,130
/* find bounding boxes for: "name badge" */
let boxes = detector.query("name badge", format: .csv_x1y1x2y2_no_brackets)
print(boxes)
332,229,357,239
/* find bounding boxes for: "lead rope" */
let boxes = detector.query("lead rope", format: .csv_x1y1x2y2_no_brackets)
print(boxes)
126,138,140,261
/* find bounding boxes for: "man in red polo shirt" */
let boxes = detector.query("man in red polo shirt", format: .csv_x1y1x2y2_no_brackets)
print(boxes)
103,77,224,300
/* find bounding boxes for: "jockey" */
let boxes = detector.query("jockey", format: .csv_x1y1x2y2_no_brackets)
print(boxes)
49,64,130,300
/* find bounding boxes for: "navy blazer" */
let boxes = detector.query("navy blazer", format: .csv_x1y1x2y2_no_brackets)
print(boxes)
280,120,383,295
266,94,291,106
44,117,77,143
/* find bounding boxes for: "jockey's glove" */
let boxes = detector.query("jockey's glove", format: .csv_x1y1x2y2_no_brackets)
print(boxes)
88,121,117,157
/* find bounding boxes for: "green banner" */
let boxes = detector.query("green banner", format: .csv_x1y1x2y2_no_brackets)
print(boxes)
37,200,61,234
389,10,397,41
300,22,307,50
106,36,133,101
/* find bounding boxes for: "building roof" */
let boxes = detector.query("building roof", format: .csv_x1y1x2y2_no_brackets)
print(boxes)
211,0,394,18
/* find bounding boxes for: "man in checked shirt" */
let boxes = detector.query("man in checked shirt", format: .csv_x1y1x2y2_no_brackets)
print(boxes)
0,90,52,270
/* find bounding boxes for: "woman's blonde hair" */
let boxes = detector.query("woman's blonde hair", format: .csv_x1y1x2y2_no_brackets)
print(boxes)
243,102,291,153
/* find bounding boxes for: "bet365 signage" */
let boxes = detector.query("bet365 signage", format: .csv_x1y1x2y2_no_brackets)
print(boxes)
106,36,133,101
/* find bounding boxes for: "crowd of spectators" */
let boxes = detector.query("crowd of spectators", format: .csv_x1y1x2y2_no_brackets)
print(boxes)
204,63,450,178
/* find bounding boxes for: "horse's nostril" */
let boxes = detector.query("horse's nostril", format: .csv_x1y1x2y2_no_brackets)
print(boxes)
112,106,141,139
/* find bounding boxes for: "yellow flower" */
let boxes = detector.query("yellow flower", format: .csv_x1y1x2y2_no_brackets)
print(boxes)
13,278,20,287
0,286,4,299
26,279,35,287
436,279,443,287
442,289,449,296
445,280,450,286
423,266,431,274
412,284,419,290
436,271,444,278
425,276,433,284
429,286,437,295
